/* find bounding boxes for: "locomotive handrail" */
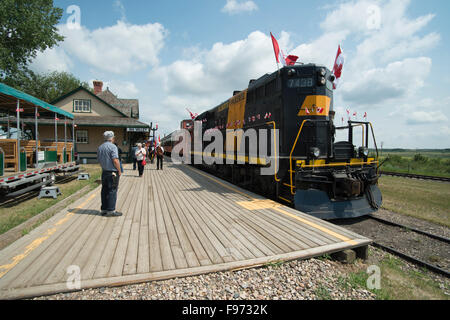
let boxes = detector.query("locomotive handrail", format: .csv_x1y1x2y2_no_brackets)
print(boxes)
266,121,280,182
288,119,313,195
287,119,377,195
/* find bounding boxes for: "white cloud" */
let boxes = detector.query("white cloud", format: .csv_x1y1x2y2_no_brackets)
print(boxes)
407,111,448,125
341,57,432,106
222,0,258,14
30,47,73,73
33,20,167,75
89,79,139,97
153,31,284,100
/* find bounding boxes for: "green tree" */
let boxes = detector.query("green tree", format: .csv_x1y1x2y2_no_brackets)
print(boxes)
16,71,90,102
0,0,64,79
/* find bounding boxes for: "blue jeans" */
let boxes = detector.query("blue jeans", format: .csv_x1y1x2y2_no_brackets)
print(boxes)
101,171,120,212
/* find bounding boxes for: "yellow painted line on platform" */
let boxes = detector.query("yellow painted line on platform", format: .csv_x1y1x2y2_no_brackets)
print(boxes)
0,190,100,279
184,165,357,245
272,207,357,245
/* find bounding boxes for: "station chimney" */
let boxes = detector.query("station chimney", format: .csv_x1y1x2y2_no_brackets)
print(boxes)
93,80,103,95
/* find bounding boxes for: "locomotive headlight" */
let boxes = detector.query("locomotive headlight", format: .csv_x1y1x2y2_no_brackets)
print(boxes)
288,68,296,77
318,76,326,85
359,147,369,157
310,147,320,158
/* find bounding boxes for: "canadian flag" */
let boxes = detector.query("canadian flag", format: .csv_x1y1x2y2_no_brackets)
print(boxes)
353,111,357,118
270,32,286,66
305,107,310,115
363,112,367,119
317,107,324,114
332,45,344,89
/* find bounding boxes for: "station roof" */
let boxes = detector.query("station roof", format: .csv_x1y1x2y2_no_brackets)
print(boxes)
0,115,149,128
0,82,74,120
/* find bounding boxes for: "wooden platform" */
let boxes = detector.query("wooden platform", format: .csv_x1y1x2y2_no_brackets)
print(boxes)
0,159,371,299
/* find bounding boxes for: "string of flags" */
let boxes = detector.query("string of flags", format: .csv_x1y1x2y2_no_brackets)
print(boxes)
341,109,368,124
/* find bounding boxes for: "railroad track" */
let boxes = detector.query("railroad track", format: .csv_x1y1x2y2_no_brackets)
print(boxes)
380,171,450,182
335,215,450,277
0,174,78,207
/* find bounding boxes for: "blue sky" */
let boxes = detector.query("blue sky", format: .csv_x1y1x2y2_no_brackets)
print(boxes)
31,0,450,148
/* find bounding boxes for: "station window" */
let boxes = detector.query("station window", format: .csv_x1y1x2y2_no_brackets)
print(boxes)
76,130,88,144
73,99,91,113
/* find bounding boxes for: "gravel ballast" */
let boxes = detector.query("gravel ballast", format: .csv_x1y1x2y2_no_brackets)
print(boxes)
32,258,375,300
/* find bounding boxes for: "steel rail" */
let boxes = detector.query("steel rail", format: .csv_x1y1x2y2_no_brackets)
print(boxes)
371,242,449,278
368,215,450,244
380,171,450,182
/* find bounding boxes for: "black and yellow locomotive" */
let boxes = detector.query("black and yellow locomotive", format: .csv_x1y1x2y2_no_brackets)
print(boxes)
184,63,382,219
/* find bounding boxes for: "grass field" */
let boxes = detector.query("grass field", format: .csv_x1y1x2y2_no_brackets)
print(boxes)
0,164,102,235
376,149,450,178
339,248,449,300
378,175,450,227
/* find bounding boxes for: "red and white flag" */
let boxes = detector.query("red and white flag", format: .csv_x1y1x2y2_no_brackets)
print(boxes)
332,45,344,89
270,32,286,67
363,112,367,119
317,107,324,114
186,108,198,120
353,111,357,118
305,107,310,114
285,55,299,66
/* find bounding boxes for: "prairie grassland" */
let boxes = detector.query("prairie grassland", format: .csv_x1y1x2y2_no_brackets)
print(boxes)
379,175,450,227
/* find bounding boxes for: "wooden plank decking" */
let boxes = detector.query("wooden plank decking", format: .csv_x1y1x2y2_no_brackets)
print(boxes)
0,159,371,299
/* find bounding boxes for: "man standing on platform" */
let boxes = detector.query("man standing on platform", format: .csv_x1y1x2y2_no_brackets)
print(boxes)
97,131,122,217
156,143,164,170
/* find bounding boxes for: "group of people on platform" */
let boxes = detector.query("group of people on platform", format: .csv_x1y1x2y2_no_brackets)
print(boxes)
96,130,164,216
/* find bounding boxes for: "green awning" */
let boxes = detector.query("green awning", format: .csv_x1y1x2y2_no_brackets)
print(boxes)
0,82,74,120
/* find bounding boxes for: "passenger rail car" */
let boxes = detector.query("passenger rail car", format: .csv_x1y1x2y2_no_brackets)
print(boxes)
182,64,382,219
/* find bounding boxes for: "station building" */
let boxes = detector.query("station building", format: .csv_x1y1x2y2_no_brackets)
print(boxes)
48,81,150,163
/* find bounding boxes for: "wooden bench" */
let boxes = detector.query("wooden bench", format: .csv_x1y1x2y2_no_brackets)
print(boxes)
0,139,18,171
20,140,39,165
40,142,74,163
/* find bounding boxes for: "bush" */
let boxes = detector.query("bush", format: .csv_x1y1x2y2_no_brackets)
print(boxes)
413,154,428,163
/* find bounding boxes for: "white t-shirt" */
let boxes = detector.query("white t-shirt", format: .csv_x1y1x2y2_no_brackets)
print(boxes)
135,148,147,161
